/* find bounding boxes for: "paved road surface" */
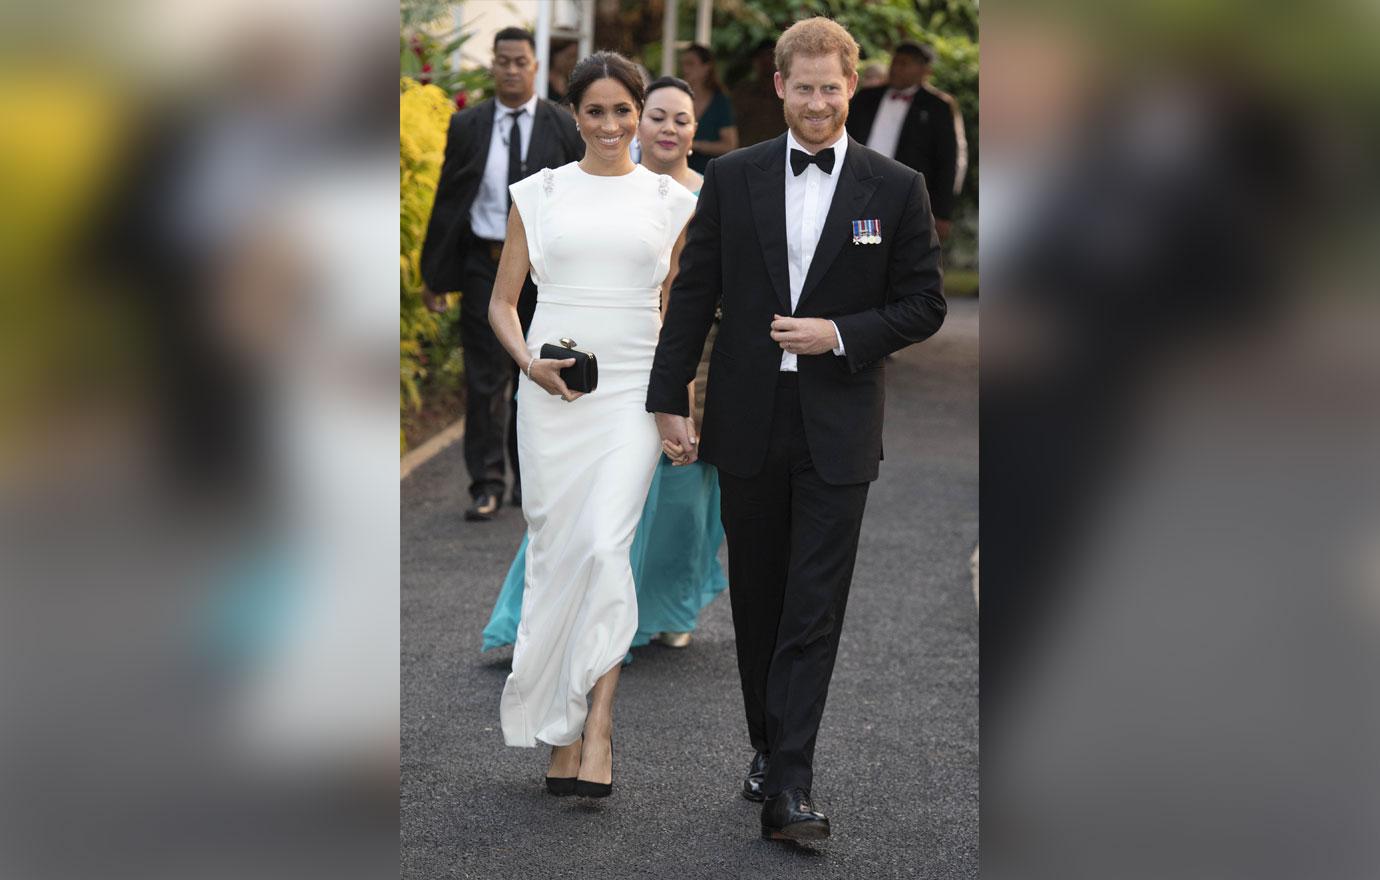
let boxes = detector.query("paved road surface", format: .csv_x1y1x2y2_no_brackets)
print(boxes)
402,298,978,879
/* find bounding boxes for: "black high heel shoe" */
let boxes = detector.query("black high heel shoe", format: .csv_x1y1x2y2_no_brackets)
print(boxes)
545,775,576,796
574,736,613,799
545,739,581,796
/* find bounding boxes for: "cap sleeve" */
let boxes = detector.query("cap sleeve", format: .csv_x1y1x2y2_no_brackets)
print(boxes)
652,176,700,290
507,169,550,283
666,181,698,241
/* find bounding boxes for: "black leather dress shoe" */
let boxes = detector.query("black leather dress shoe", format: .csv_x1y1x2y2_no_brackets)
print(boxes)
742,750,768,802
760,788,830,842
464,493,501,521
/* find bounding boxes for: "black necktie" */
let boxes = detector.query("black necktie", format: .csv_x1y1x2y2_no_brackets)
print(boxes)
790,147,835,176
505,108,526,211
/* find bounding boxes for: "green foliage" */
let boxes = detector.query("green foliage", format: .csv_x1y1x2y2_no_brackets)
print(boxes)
401,29,494,102
400,0,452,29
711,0,930,79
913,0,979,41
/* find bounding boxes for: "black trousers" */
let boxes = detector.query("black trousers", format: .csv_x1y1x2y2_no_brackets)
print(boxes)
717,373,870,797
459,241,537,500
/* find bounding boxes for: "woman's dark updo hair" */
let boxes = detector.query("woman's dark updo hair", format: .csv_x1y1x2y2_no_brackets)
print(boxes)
566,51,646,115
645,75,696,101
682,44,722,93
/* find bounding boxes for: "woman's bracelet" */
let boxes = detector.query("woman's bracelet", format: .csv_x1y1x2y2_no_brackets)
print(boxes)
524,356,536,377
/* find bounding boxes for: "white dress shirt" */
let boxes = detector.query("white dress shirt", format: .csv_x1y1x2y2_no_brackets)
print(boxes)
469,94,538,241
864,85,918,160
782,129,847,372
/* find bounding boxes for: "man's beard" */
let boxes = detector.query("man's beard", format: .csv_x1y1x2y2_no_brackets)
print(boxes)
783,103,846,148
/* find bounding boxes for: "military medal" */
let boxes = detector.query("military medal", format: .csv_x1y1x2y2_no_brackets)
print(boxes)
852,219,882,245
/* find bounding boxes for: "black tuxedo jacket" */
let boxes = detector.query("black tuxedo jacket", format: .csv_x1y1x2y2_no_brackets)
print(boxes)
419,97,583,292
846,85,960,220
646,134,946,485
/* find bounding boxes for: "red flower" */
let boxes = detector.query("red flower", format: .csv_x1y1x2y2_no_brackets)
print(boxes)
454,92,467,110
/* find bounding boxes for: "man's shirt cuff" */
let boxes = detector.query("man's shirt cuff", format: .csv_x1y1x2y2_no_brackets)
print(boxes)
830,320,846,356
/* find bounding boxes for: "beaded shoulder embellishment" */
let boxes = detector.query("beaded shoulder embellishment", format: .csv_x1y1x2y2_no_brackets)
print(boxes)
542,167,555,195
658,175,669,198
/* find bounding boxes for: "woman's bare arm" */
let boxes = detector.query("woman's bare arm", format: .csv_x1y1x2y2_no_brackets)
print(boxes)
488,204,580,400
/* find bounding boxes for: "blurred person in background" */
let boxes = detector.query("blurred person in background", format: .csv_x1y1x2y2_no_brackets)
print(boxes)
847,41,964,242
419,27,583,522
546,37,579,105
482,74,725,657
680,43,738,173
487,52,698,799
1,4,401,877
858,60,889,89
648,17,947,842
976,8,1380,880
730,39,787,147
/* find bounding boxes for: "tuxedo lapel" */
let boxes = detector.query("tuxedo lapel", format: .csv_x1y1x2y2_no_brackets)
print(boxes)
746,135,792,314
798,139,879,308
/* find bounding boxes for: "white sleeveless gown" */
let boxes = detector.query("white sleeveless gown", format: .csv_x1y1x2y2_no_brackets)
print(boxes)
500,163,697,747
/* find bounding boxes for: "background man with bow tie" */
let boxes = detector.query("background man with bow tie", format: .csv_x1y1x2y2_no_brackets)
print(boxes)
647,17,946,844
846,41,966,242
419,27,582,522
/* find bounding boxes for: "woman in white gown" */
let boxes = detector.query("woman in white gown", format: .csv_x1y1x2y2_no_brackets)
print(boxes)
487,52,698,797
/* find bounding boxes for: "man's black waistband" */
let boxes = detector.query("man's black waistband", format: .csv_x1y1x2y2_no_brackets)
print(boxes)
473,237,506,262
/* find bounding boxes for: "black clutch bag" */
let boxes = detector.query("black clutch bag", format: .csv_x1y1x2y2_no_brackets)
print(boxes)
539,337,599,393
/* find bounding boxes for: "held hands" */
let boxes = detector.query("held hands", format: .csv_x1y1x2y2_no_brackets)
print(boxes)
655,412,698,466
528,357,584,402
771,315,838,356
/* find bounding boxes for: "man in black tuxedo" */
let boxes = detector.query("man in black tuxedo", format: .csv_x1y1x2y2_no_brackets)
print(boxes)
420,27,583,521
846,42,965,242
646,18,946,842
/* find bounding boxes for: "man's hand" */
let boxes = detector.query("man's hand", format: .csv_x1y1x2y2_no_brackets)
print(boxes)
771,315,840,356
934,219,952,243
421,284,448,314
654,412,698,466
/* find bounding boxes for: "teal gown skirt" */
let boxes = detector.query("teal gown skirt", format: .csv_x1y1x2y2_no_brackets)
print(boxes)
483,455,727,652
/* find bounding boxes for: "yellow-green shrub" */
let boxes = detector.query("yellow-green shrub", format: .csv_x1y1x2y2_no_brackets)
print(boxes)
399,77,458,448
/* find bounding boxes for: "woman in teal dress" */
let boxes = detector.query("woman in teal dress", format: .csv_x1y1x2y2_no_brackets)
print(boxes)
679,44,737,174
483,76,726,654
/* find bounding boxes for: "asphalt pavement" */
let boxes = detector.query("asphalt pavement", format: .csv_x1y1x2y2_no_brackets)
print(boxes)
402,298,978,879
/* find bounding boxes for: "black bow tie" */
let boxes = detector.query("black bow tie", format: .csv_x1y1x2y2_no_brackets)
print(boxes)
790,147,835,176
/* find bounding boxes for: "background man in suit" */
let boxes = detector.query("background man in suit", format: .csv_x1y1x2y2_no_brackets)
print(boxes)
846,42,966,242
647,18,946,843
420,27,583,521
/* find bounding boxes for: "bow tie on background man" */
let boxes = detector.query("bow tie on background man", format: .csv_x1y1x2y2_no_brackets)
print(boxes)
790,147,836,176
888,90,914,102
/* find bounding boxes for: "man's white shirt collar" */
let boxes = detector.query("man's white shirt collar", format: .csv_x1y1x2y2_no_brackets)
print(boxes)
785,128,848,175
495,93,539,121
